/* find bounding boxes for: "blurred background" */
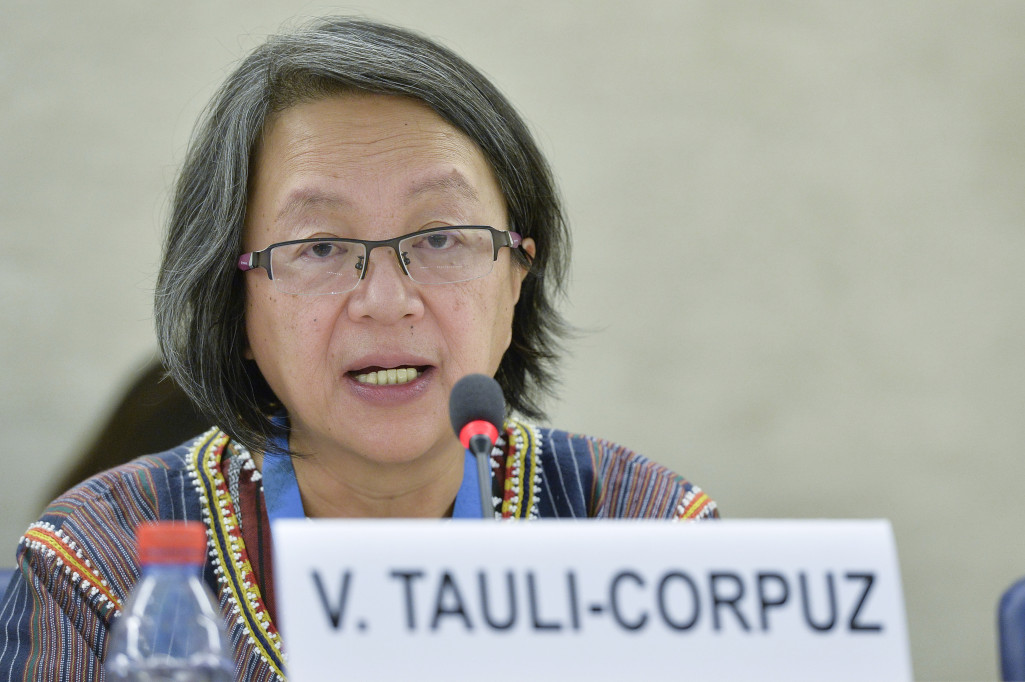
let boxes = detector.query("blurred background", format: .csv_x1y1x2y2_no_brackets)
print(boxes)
2,1,1023,678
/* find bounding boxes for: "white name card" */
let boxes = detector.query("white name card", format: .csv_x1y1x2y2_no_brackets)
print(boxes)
273,519,912,681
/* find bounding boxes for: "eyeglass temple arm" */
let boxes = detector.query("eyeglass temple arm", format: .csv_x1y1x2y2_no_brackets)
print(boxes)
237,250,270,273
495,230,522,258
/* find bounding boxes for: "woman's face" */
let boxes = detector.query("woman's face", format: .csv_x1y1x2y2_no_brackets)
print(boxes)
243,94,531,464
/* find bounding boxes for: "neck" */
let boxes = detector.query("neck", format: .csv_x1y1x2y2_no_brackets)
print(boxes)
257,436,465,519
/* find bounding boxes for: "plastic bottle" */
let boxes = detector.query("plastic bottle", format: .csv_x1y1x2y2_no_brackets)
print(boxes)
105,521,234,681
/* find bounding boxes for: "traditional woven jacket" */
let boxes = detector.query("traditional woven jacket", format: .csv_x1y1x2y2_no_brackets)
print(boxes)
0,420,717,681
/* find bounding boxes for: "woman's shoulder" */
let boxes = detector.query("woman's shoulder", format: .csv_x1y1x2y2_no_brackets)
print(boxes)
517,421,718,520
43,435,203,522
17,433,214,611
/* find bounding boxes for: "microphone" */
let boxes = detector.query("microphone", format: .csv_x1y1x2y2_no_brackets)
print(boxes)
449,374,505,519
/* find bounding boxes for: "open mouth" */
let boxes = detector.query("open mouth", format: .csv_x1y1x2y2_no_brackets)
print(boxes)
351,365,428,386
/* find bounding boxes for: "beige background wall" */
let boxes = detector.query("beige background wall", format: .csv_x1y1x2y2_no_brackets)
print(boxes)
2,1,1023,679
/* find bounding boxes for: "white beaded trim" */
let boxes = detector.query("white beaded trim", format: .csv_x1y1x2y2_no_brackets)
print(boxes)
20,521,119,615
186,428,287,681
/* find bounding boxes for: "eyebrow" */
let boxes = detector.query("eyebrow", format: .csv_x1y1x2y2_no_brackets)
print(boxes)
274,188,351,226
404,171,480,204
273,171,481,226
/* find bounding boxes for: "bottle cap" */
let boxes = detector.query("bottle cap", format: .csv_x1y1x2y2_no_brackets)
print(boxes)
135,521,207,565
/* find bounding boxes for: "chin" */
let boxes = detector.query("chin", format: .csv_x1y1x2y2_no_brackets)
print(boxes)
352,431,453,466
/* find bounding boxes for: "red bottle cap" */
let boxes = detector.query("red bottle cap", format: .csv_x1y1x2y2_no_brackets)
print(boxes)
135,521,207,565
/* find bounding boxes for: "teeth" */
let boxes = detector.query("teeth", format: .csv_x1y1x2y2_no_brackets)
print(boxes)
356,367,420,385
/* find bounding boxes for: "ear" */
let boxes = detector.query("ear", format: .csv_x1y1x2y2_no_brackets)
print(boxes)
520,237,537,265
511,237,536,303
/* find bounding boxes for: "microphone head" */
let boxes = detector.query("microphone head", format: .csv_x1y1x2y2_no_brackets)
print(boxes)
449,373,506,437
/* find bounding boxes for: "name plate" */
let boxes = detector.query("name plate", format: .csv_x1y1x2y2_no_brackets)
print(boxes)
273,519,912,681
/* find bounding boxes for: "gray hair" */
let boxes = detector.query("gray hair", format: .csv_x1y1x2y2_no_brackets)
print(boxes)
155,17,570,454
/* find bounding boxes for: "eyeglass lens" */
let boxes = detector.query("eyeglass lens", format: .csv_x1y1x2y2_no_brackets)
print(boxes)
269,228,498,295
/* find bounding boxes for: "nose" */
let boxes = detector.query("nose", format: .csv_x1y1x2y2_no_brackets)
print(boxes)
345,245,424,324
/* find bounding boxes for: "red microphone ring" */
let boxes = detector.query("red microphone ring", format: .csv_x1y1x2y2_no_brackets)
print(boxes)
459,420,499,449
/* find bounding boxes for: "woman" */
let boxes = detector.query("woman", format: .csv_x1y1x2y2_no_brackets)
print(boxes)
0,17,717,680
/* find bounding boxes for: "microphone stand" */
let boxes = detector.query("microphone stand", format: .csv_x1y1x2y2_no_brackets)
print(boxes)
467,434,495,519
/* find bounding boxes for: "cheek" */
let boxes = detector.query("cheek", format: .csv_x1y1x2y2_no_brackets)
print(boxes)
476,281,519,360
245,287,337,367
491,293,514,341
496,269,524,347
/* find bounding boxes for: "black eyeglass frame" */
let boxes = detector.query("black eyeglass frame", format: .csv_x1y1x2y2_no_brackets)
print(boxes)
237,225,523,291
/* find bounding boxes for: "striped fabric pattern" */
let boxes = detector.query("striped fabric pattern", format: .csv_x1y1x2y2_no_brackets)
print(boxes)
532,427,717,521
0,448,198,682
0,422,716,680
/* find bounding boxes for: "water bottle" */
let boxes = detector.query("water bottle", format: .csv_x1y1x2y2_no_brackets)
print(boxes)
105,521,234,681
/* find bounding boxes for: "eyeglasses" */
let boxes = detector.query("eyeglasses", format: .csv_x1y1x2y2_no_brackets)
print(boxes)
237,225,522,295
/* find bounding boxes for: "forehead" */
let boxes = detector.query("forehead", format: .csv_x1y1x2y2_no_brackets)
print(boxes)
247,94,503,220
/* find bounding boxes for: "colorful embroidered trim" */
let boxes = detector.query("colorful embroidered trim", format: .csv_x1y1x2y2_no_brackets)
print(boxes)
187,429,286,680
500,418,542,520
675,487,713,520
21,522,120,616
